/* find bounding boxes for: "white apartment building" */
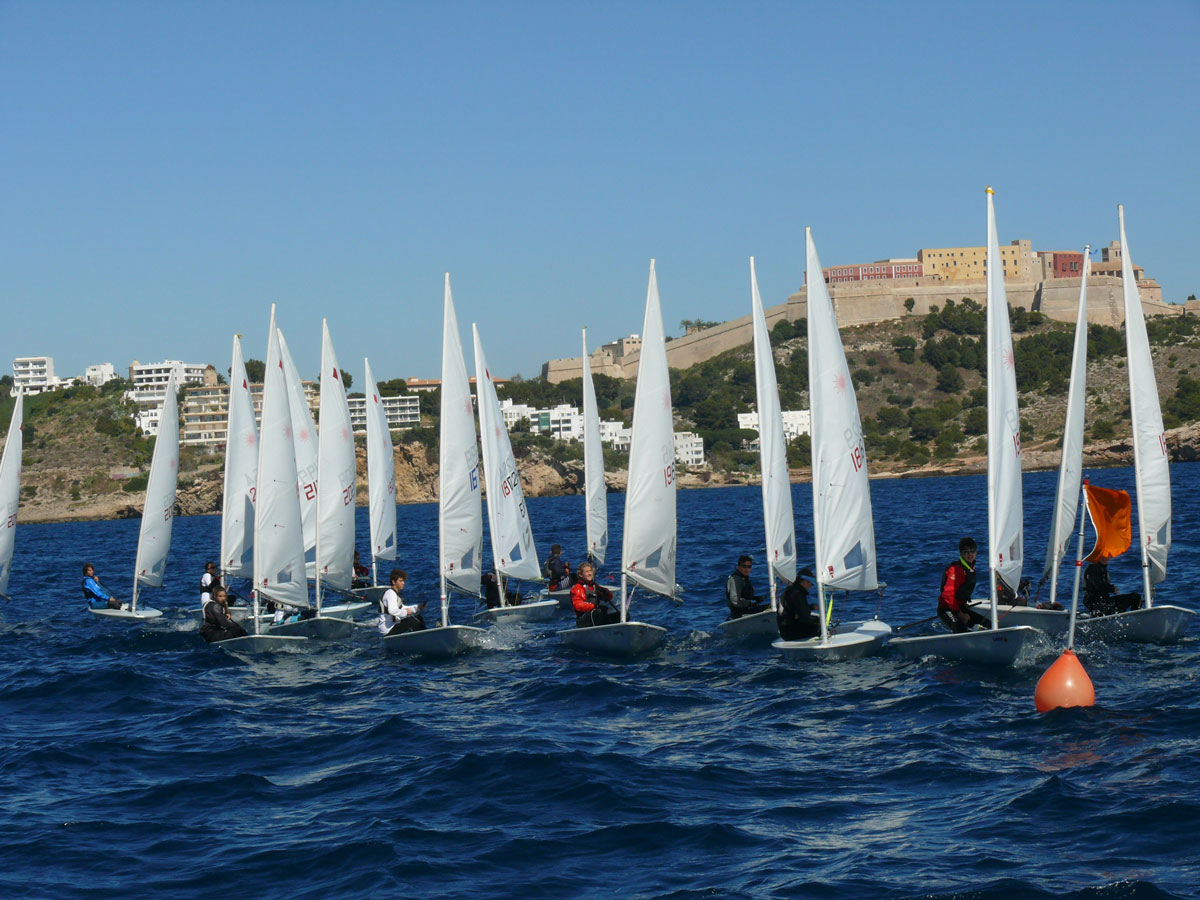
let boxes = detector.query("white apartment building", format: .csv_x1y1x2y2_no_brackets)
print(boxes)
499,400,585,441
673,432,706,467
178,381,319,444
127,360,210,405
84,363,118,387
737,409,811,441
12,356,62,394
347,394,421,434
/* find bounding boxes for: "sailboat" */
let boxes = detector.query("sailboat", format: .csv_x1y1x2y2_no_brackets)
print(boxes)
217,306,308,649
1074,206,1195,643
720,257,797,640
892,188,1038,664
0,391,24,599
971,251,1092,636
277,329,320,577
197,334,259,625
771,237,892,659
356,356,397,605
270,320,360,638
546,328,610,611
560,260,673,655
472,324,558,624
91,372,179,620
383,274,486,656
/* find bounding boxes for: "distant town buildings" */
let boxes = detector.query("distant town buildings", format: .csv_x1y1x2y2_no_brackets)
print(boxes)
84,363,118,387
498,399,705,466
177,381,321,444
127,360,213,405
346,394,421,435
737,410,811,441
11,356,61,394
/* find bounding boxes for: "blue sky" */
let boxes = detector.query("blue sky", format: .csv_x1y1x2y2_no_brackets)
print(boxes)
2,1,1197,385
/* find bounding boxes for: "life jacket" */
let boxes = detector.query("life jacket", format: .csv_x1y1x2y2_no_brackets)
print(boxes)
939,559,976,612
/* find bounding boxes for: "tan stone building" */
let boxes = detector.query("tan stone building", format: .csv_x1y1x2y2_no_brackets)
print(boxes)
917,239,1035,283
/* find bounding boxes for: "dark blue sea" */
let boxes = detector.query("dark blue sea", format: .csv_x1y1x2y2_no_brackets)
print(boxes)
2,465,1198,900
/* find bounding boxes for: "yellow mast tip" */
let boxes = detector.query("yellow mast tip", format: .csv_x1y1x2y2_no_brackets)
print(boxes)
986,186,994,194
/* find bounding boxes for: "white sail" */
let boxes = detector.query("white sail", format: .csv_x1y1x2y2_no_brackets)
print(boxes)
316,320,357,593
363,357,397,565
220,335,258,579
806,230,877,591
985,188,1024,594
581,328,608,566
0,391,24,596
1042,251,1090,587
621,260,677,598
1120,205,1171,590
277,329,319,574
439,274,483,597
751,257,797,587
134,370,179,593
254,309,310,609
473,325,541,581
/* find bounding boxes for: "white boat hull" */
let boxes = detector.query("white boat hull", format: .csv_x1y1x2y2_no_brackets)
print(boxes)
473,598,560,624
890,625,1039,665
382,624,485,657
88,606,163,620
351,585,388,605
717,608,778,640
545,588,573,610
1076,604,1195,644
269,615,359,640
774,619,892,661
969,602,1070,636
213,634,310,652
319,600,372,618
558,621,667,655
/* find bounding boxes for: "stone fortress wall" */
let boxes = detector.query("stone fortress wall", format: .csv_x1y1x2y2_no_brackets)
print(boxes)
542,276,1197,384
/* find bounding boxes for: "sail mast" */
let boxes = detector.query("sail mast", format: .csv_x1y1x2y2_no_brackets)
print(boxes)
1043,250,1090,607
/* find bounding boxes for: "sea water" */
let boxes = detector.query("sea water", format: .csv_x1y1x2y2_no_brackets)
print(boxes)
1,465,1197,899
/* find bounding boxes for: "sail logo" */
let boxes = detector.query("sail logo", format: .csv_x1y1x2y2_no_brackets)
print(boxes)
663,462,675,487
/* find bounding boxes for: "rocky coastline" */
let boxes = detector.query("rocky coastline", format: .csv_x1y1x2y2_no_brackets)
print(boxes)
18,424,1200,525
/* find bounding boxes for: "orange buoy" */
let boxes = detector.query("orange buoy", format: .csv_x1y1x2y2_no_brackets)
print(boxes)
1034,649,1095,712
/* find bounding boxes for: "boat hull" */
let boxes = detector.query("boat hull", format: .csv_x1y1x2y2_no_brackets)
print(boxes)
473,599,560,624
1076,604,1195,644
382,624,485,657
969,602,1070,636
717,608,778,640
319,600,372,618
268,616,359,640
890,625,1039,665
88,606,163,620
213,634,310,652
558,621,667,656
545,588,573,610
350,586,388,606
774,619,892,661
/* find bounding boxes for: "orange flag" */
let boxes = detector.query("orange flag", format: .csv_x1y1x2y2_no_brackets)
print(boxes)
1084,483,1133,562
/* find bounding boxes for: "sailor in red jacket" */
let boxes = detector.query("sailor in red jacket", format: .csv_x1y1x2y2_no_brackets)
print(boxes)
937,537,991,633
570,562,620,628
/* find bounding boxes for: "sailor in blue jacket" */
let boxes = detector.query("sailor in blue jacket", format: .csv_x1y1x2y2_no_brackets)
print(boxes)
81,562,125,610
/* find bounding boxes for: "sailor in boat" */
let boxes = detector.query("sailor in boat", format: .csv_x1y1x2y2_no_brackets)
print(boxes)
379,569,427,635
571,561,620,628
200,561,240,607
543,544,571,591
995,573,1033,607
200,586,248,643
81,562,126,611
725,555,768,619
777,568,820,640
352,551,371,589
481,572,520,609
273,603,315,625
938,538,991,633
1082,556,1142,616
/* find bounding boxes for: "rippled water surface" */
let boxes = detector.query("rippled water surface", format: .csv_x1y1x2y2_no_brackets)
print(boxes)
2,465,1197,899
